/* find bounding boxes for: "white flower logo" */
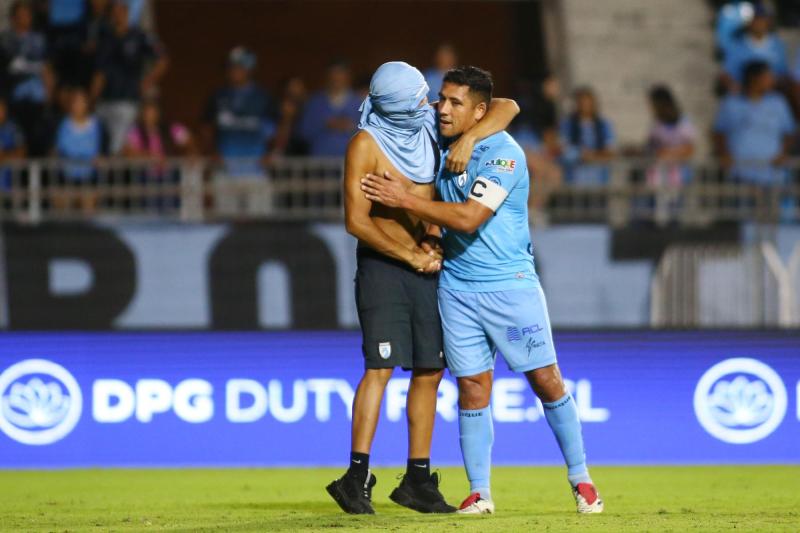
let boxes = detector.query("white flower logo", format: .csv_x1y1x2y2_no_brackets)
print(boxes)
3,377,72,429
0,360,82,445
694,358,787,444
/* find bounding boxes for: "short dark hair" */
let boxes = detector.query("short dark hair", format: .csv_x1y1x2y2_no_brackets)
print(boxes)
442,66,493,105
742,60,771,91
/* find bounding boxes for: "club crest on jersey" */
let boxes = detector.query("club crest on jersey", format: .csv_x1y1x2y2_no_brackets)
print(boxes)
378,342,392,359
457,172,468,187
485,158,516,173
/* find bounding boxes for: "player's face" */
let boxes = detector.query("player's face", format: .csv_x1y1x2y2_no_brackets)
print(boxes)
437,82,486,139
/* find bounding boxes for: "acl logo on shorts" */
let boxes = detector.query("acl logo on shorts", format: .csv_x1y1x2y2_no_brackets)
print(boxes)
694,358,787,444
0,359,83,445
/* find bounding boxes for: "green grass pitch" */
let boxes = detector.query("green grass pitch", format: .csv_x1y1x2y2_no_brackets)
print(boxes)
1,466,798,532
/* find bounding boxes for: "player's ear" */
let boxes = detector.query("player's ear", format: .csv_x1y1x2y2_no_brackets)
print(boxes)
474,100,488,121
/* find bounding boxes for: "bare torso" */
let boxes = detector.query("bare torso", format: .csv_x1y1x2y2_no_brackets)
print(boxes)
356,131,436,251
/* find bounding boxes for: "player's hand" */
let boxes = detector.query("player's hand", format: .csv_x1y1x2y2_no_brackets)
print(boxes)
409,248,441,274
446,133,476,173
361,171,410,208
420,235,444,261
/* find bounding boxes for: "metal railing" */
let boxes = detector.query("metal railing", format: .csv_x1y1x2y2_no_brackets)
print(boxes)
0,157,798,225
651,240,800,328
0,157,344,223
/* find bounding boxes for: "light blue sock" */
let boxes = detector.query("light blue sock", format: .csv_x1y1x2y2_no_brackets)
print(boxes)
543,393,592,487
459,406,493,499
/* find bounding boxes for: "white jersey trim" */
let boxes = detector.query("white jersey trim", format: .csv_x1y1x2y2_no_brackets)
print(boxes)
468,177,508,212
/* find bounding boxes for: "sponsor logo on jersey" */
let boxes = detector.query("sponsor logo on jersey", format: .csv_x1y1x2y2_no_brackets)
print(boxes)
485,158,516,172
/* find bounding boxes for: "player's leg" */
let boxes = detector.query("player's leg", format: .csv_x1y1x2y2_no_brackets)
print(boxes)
487,287,603,513
389,269,455,513
351,368,394,455
525,364,602,513
438,288,496,514
456,370,495,514
406,367,443,470
327,366,390,514
327,250,412,514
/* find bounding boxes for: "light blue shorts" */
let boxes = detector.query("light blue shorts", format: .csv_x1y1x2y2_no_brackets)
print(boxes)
438,286,557,377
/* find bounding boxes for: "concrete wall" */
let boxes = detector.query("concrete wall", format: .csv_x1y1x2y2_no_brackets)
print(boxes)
559,0,717,154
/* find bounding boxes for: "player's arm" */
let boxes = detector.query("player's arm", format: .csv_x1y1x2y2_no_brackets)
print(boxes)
362,171,500,234
344,134,440,272
444,98,520,173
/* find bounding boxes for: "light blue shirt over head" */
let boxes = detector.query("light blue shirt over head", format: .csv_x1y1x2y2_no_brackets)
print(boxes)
358,61,438,183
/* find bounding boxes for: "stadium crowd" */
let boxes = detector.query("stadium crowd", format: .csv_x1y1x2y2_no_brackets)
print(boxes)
1,0,799,219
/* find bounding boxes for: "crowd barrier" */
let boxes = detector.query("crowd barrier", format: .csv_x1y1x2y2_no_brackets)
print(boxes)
0,157,798,225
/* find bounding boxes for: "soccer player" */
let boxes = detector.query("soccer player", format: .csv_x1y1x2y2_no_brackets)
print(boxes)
361,66,604,515
326,61,520,515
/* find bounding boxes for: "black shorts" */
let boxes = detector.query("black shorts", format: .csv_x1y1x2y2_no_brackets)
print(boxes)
355,247,444,370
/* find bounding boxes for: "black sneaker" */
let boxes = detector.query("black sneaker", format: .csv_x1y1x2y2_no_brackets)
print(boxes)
326,470,377,514
389,472,457,513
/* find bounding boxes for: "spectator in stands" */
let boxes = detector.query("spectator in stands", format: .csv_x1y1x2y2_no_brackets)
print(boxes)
714,60,795,184
510,78,562,223
54,88,103,213
81,0,112,87
297,59,361,157
423,43,458,102
644,85,697,186
123,98,194,159
0,98,26,191
47,0,86,87
0,0,55,156
721,4,789,92
202,46,277,170
272,77,308,156
203,46,277,215
91,0,168,155
123,98,193,210
0,98,25,161
559,86,615,185
716,1,755,58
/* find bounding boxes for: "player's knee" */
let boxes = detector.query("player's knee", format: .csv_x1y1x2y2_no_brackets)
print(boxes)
411,368,445,387
526,365,567,402
457,375,491,410
362,368,393,386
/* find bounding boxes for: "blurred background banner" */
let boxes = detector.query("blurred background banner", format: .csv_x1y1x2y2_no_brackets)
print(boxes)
2,221,800,330
1,331,798,467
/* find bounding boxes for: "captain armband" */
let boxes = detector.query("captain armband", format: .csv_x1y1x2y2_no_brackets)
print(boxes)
468,177,509,212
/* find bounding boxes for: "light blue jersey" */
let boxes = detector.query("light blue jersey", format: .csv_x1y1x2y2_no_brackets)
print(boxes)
437,131,538,292
436,130,555,377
